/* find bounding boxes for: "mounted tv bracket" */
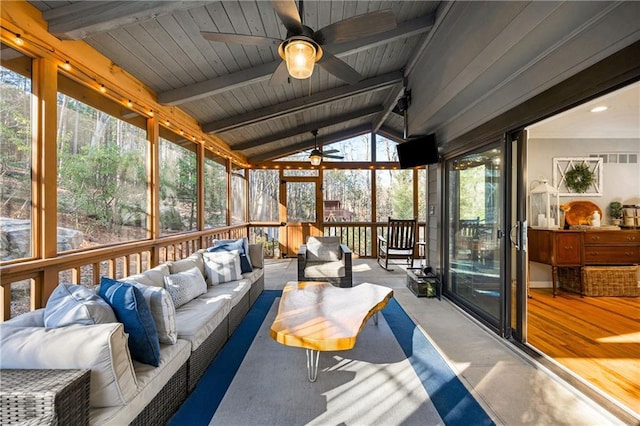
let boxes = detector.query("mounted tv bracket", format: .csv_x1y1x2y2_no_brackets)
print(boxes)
396,89,411,139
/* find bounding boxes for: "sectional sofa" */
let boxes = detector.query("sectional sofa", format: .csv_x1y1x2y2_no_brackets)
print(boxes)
0,242,264,425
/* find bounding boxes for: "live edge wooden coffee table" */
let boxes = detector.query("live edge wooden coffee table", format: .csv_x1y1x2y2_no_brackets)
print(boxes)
270,281,393,382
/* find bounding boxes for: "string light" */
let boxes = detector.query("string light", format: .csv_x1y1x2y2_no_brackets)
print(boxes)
99,84,107,93
14,34,24,46
126,99,133,108
165,120,170,126
62,60,71,71
148,110,154,117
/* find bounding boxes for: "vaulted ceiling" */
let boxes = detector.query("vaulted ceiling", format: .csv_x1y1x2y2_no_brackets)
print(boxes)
30,0,437,162
28,1,640,163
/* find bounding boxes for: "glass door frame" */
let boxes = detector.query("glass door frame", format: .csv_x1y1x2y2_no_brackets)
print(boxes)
505,129,529,342
278,169,321,258
442,140,507,333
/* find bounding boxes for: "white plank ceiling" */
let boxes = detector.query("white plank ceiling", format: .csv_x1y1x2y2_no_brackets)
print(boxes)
32,0,438,161
29,1,640,161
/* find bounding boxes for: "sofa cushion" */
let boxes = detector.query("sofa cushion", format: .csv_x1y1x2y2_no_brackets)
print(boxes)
202,278,251,308
241,268,263,284
126,281,177,345
44,283,117,328
127,263,171,288
203,251,242,285
99,277,161,367
304,260,346,278
163,267,207,308
174,293,230,351
248,243,264,269
90,340,191,425
306,236,341,262
209,238,252,273
5,308,45,327
169,252,205,277
0,322,138,408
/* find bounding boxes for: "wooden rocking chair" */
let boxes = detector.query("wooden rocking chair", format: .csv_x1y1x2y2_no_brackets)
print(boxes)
377,217,418,271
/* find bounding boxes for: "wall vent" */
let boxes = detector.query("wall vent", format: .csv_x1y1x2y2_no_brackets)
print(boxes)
589,153,638,164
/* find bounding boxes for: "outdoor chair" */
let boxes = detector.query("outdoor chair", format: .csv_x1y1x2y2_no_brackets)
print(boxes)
377,217,418,271
297,236,352,288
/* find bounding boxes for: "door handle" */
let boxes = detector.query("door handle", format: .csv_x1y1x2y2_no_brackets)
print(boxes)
520,220,527,252
510,223,520,250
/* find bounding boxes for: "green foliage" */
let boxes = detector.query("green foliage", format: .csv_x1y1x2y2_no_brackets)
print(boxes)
58,142,145,231
608,201,623,219
565,163,595,193
160,207,184,231
391,170,413,219
459,166,487,221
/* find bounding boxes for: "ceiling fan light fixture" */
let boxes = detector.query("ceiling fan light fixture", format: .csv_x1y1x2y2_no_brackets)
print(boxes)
283,39,317,79
309,148,323,166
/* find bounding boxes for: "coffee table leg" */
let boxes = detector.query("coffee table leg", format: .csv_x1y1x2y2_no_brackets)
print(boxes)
306,349,320,382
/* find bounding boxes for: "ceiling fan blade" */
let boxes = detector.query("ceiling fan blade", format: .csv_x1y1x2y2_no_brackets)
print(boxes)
317,50,363,84
269,61,290,86
322,149,340,154
271,0,303,35
201,32,282,47
322,153,344,159
314,10,396,44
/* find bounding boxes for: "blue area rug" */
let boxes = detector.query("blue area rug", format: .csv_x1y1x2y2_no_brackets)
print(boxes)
169,290,493,426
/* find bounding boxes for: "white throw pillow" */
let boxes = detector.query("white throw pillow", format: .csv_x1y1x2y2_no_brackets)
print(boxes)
44,283,117,328
203,251,242,285
306,236,341,262
126,281,178,344
169,252,205,277
163,267,207,308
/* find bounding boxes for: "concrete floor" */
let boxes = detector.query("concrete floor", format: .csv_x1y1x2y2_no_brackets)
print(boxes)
263,258,626,426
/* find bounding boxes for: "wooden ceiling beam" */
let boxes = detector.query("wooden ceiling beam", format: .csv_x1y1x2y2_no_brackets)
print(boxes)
249,124,372,163
372,82,406,133
203,71,403,134
43,1,205,40
233,105,383,151
158,14,434,105
378,125,405,143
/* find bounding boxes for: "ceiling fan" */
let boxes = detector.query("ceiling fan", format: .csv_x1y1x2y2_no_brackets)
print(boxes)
201,0,396,85
309,129,343,165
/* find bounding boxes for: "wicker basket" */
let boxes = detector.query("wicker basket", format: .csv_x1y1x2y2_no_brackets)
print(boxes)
583,265,639,296
560,265,639,297
558,267,582,294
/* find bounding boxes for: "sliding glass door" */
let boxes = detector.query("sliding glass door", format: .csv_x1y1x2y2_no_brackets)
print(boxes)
445,145,504,325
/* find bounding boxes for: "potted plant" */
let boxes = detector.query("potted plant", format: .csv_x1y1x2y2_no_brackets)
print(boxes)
608,201,623,226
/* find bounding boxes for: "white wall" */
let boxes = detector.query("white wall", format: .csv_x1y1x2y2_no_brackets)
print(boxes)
527,138,640,286
528,138,640,220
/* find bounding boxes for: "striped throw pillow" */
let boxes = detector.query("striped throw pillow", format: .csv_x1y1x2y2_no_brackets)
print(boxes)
203,251,242,285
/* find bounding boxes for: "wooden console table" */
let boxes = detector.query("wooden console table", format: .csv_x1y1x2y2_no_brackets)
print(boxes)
527,228,640,296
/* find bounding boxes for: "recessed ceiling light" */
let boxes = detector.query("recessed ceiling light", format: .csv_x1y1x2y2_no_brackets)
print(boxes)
590,106,608,113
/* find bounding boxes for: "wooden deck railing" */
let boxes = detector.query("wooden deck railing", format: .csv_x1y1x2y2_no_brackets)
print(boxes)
0,225,248,321
0,221,425,321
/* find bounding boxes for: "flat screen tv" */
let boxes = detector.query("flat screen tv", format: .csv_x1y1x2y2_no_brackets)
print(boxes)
396,134,439,168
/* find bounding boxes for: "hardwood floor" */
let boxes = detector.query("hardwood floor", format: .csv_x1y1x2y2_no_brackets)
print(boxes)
527,288,640,416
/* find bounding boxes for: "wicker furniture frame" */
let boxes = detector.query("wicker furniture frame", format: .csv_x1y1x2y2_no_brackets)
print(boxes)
1,254,265,423
0,369,90,425
297,242,353,288
131,362,188,426
186,275,264,391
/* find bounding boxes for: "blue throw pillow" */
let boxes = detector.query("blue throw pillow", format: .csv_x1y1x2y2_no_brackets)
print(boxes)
98,277,161,367
208,238,253,273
